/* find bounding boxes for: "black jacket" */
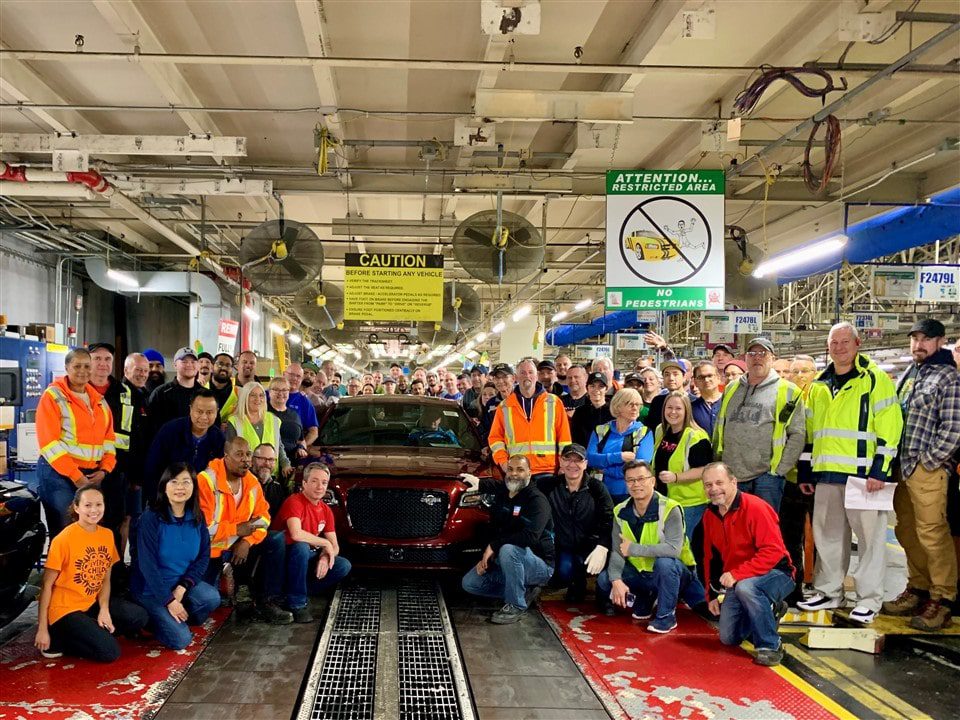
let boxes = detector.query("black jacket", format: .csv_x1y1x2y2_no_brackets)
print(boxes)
571,401,613,447
479,479,555,565
102,376,149,476
537,474,613,554
147,380,199,436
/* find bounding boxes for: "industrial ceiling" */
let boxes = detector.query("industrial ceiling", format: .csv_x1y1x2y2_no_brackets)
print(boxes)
1,0,958,360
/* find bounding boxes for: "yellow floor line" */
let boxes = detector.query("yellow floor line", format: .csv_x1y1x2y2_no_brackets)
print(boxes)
817,654,934,720
783,644,908,720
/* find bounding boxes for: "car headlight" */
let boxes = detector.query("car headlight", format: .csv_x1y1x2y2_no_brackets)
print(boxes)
459,491,493,509
323,489,339,507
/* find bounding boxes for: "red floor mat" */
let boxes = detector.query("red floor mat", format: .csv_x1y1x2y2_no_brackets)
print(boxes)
0,608,229,720
540,601,840,720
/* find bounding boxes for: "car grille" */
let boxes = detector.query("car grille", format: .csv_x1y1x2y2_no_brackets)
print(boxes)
347,545,461,566
347,488,449,539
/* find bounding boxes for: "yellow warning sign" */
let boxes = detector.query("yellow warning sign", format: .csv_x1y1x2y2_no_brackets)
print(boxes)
343,253,444,321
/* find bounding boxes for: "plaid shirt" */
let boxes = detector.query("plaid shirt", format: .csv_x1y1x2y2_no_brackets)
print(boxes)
897,350,960,477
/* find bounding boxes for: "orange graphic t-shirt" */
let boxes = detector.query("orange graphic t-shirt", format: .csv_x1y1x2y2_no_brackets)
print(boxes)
44,522,119,625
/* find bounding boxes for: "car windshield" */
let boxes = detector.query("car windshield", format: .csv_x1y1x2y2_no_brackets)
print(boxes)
319,400,481,450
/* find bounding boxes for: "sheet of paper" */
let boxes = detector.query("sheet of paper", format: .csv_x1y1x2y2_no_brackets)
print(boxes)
844,475,895,511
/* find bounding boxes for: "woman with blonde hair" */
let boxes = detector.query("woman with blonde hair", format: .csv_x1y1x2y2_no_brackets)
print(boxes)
586,387,653,502
653,390,712,538
225,382,293,478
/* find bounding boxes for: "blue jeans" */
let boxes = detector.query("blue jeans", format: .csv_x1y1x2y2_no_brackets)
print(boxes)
203,530,288,596
135,581,221,650
597,557,705,619
718,568,795,651
682,503,708,541
37,457,77,538
740,473,785,512
461,544,553,610
553,549,588,591
276,541,352,609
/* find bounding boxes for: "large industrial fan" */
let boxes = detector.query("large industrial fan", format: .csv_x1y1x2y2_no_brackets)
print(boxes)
292,283,344,330
416,321,457,346
321,320,361,345
452,209,544,284
240,217,323,295
440,281,483,333
725,226,778,306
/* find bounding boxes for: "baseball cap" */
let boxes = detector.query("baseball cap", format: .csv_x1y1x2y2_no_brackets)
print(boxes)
382,376,397,385
302,361,320,373
174,346,198,362
726,359,747,372
746,337,775,354
470,364,488,375
87,342,115,355
197,351,214,362
908,318,946,338
712,343,736,355
537,359,556,371
586,371,608,387
660,360,684,374
143,348,164,365
561,443,587,460
490,362,515,377
623,372,644,385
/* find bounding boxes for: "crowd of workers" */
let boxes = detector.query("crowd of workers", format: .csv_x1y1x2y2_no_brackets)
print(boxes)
28,314,960,668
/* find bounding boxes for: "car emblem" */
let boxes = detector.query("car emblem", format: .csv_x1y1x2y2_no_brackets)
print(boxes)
420,493,442,506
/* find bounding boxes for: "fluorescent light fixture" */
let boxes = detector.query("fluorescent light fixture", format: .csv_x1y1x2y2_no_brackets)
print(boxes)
512,305,532,322
753,235,848,278
107,268,139,289
464,340,476,351
288,333,301,344
268,322,284,335
551,310,568,323
308,348,322,357
574,298,593,311
242,306,260,321
491,321,506,334
303,341,313,350
474,332,487,343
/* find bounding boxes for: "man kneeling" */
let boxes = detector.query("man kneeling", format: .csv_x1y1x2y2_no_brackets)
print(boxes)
266,463,352,623
597,460,705,633
461,455,554,624
702,462,795,666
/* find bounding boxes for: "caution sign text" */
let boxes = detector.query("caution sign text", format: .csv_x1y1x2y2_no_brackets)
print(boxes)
344,253,444,321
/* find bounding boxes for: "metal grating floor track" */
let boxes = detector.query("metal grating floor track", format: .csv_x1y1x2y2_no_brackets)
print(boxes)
297,580,474,720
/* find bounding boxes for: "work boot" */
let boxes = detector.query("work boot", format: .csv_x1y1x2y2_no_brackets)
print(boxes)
909,600,952,631
290,606,314,624
882,587,928,616
257,601,294,625
524,585,542,609
218,562,235,607
490,604,525,625
754,644,785,666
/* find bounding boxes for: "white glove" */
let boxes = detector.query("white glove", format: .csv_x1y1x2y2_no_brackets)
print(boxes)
584,545,609,575
459,473,480,491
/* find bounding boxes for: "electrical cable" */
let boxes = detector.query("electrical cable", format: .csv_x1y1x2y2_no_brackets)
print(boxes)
801,114,842,195
868,1,920,44
733,66,848,115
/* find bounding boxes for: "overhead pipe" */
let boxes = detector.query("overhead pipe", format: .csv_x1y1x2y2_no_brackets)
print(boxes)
2,49,956,79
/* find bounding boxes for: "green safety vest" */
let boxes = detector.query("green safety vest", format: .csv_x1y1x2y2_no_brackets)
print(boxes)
229,414,280,473
806,354,903,478
114,382,133,452
652,425,710,507
220,384,239,421
713,376,800,474
615,494,696,572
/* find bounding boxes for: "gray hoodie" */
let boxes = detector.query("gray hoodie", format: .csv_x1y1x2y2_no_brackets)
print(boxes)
717,368,805,482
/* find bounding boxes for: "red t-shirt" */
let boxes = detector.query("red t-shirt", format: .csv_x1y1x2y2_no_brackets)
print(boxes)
272,493,336,545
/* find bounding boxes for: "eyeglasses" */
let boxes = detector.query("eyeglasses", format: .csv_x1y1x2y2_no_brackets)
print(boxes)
625,475,654,484
746,350,769,358
252,455,275,462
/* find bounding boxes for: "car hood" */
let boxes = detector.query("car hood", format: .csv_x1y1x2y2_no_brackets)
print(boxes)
324,448,486,479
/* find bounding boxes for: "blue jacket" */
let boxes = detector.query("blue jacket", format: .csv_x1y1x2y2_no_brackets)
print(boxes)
586,419,653,498
143,417,225,506
131,507,210,604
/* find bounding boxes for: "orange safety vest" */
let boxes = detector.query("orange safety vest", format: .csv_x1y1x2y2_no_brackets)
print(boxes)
197,458,271,557
488,389,571,475
36,376,116,483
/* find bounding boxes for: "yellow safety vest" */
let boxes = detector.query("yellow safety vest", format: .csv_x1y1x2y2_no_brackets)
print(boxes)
713,376,800,474
652,425,710,507
114,382,133,452
615,494,696,572
229,414,280,473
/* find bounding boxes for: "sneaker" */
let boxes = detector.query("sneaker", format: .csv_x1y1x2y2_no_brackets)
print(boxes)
257,601,294,625
882,587,928,616
631,598,656,621
754,644,784,666
524,585,542,609
796,594,841,611
290,606,314,624
848,606,877,625
40,647,63,659
774,600,790,624
909,600,952,631
219,563,235,606
491,603,526,625
647,614,677,634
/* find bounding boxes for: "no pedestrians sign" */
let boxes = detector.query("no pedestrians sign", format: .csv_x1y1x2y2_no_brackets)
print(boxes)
605,170,725,311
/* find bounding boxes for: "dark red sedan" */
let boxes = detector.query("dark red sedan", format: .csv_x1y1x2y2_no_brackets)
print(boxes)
314,395,497,569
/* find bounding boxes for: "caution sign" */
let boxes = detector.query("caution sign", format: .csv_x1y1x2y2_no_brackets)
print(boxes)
344,253,444,321
605,170,725,310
